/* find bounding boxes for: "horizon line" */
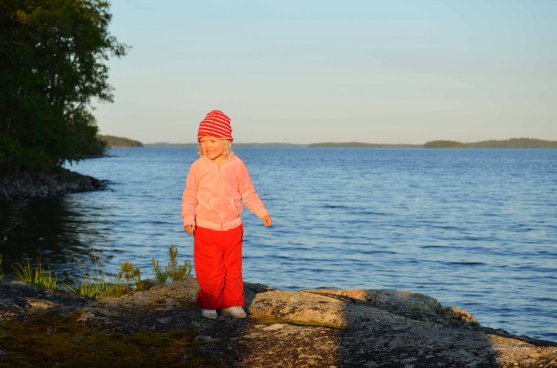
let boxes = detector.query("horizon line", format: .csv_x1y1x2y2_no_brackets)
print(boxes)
140,137,556,146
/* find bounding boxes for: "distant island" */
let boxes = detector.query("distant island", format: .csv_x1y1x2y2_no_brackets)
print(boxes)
146,142,421,149
98,137,557,149
144,142,305,148
424,138,557,149
98,134,143,148
309,142,421,148
311,138,557,149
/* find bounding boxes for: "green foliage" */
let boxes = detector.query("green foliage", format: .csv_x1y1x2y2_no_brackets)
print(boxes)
424,140,465,148
151,245,193,284
97,134,143,148
12,257,143,299
14,259,58,290
66,261,146,299
66,273,128,300
151,258,169,284
10,252,185,300
69,274,108,299
0,0,127,173
117,262,141,290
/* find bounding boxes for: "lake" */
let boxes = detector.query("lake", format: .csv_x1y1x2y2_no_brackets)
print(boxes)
1,147,556,342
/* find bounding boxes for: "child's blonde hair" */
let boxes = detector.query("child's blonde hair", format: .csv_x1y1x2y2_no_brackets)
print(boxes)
198,139,233,158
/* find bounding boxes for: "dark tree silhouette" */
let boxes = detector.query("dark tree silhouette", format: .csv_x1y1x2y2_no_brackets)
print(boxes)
0,0,127,173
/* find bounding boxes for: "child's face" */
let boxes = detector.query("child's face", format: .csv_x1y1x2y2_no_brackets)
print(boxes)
199,136,227,163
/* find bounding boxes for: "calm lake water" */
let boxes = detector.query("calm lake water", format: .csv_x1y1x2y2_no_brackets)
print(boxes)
1,147,556,341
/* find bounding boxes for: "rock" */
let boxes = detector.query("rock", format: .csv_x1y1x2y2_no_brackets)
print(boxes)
306,289,480,327
0,168,106,201
0,281,88,322
262,323,285,331
77,311,95,323
156,317,172,324
95,279,198,312
247,288,557,367
1,279,556,367
194,335,216,342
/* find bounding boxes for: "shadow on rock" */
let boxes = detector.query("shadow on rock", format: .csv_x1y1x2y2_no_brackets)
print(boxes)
247,288,557,367
1,280,556,367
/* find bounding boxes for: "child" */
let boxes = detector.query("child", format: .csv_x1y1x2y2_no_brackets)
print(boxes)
182,110,272,320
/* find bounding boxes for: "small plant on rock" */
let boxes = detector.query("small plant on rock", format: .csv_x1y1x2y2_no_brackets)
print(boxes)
14,259,57,291
151,245,192,284
67,261,146,299
117,262,141,291
151,258,169,284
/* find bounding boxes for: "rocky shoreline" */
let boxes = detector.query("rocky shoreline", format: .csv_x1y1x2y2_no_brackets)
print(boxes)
0,280,555,367
0,168,106,201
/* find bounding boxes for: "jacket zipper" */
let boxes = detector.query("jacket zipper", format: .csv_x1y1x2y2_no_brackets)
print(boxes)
218,163,224,230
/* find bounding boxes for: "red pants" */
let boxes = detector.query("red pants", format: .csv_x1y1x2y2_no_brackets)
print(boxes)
194,225,244,310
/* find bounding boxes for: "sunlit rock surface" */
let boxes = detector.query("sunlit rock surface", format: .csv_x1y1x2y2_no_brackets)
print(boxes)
1,280,556,367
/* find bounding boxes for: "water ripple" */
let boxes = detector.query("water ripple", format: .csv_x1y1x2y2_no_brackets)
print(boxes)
1,147,556,342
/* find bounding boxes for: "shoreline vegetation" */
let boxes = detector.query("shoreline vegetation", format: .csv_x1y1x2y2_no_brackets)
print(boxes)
423,138,557,149
138,137,557,149
97,134,143,148
1,1,126,201
1,1,126,176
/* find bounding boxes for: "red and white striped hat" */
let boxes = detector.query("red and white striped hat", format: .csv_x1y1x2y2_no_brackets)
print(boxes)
197,110,233,142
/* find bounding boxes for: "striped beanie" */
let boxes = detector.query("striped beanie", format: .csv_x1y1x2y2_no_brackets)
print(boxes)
197,110,233,142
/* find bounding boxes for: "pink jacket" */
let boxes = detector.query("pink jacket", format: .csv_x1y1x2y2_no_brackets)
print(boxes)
182,155,268,231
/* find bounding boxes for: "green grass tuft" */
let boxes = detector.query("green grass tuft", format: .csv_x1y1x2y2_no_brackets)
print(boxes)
10,245,192,300
14,259,58,290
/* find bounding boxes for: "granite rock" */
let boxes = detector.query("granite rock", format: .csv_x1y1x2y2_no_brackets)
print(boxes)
1,280,555,367
0,168,105,201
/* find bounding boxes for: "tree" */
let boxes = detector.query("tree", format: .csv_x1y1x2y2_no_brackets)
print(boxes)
0,0,127,173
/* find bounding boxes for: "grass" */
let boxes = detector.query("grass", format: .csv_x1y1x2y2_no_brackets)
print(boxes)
67,273,128,299
0,248,205,367
14,259,58,291
64,261,150,299
9,246,193,300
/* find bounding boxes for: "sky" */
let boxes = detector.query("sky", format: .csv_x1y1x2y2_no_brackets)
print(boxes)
93,0,557,144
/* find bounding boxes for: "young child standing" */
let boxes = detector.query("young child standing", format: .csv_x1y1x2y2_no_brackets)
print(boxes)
182,110,272,320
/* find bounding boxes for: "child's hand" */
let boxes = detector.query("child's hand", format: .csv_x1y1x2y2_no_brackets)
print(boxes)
262,215,272,227
184,224,195,236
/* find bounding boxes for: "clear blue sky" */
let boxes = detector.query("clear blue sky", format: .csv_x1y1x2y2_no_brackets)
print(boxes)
94,0,557,144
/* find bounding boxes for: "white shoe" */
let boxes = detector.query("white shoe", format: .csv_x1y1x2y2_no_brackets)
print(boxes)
201,309,218,319
222,306,247,319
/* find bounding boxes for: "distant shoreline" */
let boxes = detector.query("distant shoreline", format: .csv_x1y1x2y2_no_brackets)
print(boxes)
308,142,421,148
143,143,305,149
98,134,143,148
108,137,557,149
144,138,557,149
